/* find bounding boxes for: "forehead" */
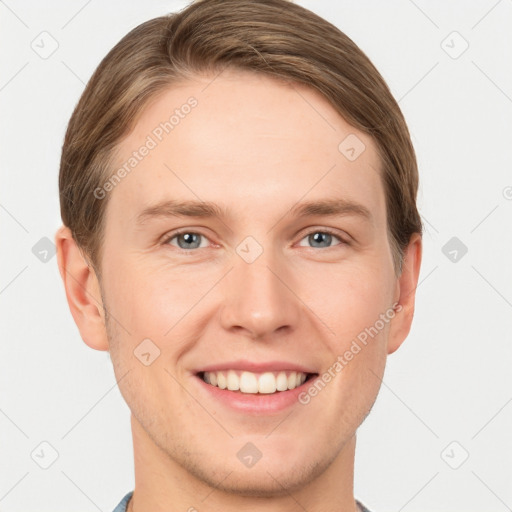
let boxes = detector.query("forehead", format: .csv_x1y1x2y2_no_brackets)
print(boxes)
107,69,385,229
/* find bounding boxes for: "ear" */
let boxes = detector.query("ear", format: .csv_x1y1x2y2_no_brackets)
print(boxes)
387,233,422,355
55,225,109,351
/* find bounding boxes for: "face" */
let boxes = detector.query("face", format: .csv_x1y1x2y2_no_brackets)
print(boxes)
90,69,414,495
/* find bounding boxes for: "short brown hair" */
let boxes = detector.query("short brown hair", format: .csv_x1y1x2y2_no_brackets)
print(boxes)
59,0,422,278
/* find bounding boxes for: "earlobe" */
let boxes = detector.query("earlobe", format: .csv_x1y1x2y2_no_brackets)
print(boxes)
55,225,109,351
387,233,422,355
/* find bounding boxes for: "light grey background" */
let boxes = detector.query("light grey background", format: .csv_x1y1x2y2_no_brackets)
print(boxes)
1,1,511,511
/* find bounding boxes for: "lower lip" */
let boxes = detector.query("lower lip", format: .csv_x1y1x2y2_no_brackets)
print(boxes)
193,374,318,414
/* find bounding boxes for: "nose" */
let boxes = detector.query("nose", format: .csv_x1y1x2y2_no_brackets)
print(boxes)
219,246,302,340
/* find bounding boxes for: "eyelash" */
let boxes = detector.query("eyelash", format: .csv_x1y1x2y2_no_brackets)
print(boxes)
161,228,348,253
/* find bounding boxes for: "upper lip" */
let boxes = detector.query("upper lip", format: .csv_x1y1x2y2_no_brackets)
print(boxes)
194,359,318,374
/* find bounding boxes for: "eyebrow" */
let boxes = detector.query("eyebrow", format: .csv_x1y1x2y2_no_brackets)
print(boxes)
135,198,372,226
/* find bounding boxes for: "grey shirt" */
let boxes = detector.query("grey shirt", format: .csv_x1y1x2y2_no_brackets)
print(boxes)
112,491,373,512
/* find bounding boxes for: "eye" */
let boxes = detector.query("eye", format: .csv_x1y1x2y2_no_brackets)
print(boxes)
161,228,348,252
164,231,210,250
297,229,346,249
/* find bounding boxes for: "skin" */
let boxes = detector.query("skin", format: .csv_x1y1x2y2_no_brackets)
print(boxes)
56,68,422,512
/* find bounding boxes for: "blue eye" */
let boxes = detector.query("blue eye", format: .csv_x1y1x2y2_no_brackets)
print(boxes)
162,228,346,252
165,231,209,250
298,230,344,249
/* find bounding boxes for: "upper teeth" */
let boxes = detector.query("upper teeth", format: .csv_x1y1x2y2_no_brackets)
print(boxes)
202,370,308,394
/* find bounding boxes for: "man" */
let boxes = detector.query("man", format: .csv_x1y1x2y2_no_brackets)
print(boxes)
55,0,422,510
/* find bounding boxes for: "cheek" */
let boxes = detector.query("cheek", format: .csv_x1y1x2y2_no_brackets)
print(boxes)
303,259,395,349
104,259,217,351
104,258,173,327
299,264,393,425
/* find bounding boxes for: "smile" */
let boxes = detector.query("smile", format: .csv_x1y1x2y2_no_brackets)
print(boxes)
199,370,317,394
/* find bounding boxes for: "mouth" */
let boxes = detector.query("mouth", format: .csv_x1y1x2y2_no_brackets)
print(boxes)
196,369,319,394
